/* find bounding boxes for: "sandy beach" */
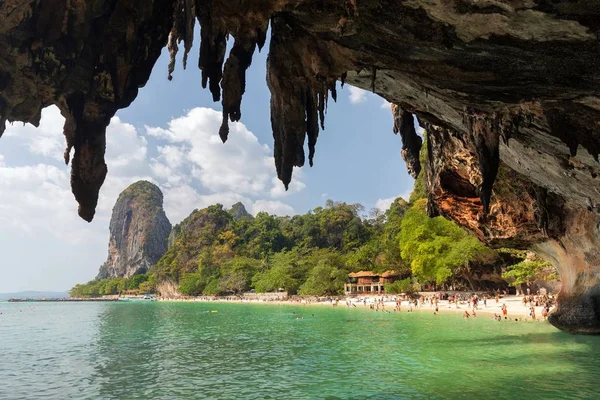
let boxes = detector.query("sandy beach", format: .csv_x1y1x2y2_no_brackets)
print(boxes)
159,294,554,322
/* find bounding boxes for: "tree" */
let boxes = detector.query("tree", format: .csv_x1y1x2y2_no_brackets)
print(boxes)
252,250,307,294
298,263,347,296
178,272,205,296
384,278,415,295
138,276,156,294
219,257,260,295
399,199,489,286
128,274,148,290
503,258,556,288
345,240,382,272
409,135,428,203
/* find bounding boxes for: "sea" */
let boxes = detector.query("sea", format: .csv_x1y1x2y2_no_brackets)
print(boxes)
0,301,598,399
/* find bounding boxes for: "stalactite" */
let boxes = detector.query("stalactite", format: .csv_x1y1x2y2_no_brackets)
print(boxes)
65,95,111,222
0,98,7,137
198,27,227,102
219,39,257,142
371,67,377,92
268,46,307,189
167,0,185,80
266,17,343,189
306,87,320,167
465,109,500,216
392,105,423,178
182,0,196,69
61,109,76,165
167,0,198,78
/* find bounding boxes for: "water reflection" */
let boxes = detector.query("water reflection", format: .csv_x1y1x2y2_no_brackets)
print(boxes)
93,303,163,399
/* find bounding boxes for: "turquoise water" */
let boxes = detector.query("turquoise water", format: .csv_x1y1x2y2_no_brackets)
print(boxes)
1,302,599,399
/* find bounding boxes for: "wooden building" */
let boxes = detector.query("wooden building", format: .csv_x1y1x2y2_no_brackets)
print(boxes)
344,270,401,295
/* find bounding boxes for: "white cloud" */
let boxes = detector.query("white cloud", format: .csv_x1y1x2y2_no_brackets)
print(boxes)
145,107,305,200
0,105,309,291
105,116,148,176
3,106,66,161
375,189,412,211
348,86,368,104
381,99,392,109
0,163,104,244
375,197,396,212
162,184,251,223
157,145,186,169
269,170,306,198
251,200,295,216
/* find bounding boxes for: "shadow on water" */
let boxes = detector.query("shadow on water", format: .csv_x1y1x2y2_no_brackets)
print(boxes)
427,330,568,347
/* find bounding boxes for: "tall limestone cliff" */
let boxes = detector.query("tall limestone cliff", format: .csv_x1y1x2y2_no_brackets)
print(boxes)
98,181,171,278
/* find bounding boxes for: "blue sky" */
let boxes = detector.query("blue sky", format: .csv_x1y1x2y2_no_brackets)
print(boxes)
0,31,416,292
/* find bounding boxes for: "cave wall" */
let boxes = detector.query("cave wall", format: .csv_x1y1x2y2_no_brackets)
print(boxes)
2,0,600,332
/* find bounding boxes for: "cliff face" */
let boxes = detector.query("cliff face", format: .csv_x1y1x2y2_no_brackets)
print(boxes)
229,202,252,220
98,181,171,279
2,1,600,333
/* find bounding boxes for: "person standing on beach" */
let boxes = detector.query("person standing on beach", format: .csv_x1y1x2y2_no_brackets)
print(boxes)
542,307,549,320
501,303,507,317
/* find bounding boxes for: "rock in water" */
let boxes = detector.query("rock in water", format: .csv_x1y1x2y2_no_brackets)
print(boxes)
97,181,171,278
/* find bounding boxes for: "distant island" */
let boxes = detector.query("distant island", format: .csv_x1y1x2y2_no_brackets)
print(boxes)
0,291,69,301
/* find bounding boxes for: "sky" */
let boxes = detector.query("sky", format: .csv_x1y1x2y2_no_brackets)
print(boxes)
0,30,418,293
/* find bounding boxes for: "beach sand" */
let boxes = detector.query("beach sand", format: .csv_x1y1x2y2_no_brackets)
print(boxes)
159,294,553,322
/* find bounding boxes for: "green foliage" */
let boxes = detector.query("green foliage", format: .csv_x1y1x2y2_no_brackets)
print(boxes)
152,205,232,281
73,175,558,298
69,274,153,297
503,259,556,287
178,272,205,296
219,257,261,294
202,279,221,295
252,250,305,294
298,263,347,296
409,136,429,203
384,278,415,294
399,199,490,285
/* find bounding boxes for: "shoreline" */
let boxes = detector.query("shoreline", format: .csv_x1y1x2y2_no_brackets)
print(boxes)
158,295,553,322
3,294,552,323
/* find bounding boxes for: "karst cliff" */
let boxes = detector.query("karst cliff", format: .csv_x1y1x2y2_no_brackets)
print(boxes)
1,0,599,333
98,181,171,279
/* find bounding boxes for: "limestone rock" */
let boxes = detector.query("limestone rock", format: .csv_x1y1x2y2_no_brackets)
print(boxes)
2,0,600,333
98,181,171,278
229,202,252,220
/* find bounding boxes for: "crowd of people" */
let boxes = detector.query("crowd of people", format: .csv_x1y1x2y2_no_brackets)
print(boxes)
336,290,555,323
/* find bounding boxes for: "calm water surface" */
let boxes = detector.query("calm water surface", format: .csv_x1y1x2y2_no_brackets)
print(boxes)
0,301,599,399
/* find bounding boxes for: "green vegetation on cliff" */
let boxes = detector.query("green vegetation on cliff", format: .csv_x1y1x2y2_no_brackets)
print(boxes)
72,138,556,298
70,273,155,297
